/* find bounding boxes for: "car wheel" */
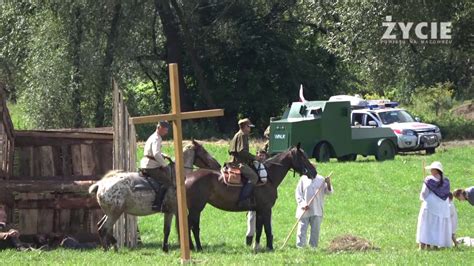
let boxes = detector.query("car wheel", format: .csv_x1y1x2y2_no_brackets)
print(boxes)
337,154,357,162
375,140,396,161
315,142,331,162
426,148,436,154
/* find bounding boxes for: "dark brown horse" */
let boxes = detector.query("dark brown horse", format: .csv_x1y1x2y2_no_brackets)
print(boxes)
185,144,316,251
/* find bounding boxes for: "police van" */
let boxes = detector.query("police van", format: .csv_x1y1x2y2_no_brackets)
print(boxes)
329,95,442,154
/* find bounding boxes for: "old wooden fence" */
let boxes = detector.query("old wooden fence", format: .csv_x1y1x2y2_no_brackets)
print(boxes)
0,81,138,247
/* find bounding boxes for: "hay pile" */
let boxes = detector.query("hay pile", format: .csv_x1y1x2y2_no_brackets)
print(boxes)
328,234,379,252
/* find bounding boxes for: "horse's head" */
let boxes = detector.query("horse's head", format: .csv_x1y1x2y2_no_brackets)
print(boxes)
289,143,317,179
189,140,221,170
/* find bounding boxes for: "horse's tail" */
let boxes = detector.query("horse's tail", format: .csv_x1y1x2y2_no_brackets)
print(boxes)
89,183,99,195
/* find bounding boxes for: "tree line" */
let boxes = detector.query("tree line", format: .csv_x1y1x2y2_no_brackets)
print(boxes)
0,1,472,139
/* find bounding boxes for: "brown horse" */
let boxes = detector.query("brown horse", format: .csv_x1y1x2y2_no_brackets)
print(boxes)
185,144,316,251
89,140,220,252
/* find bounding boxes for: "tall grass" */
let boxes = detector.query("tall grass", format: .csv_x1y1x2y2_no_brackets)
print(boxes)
2,143,473,265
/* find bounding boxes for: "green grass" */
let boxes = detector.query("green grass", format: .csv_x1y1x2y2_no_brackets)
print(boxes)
2,143,474,265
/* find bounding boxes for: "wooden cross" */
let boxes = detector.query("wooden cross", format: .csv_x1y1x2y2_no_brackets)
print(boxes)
130,63,224,262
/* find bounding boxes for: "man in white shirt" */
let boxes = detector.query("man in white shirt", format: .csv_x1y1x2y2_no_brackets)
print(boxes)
295,169,333,248
140,121,173,211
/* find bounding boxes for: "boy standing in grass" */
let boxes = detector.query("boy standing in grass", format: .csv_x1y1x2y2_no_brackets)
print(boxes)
246,149,269,246
295,166,333,248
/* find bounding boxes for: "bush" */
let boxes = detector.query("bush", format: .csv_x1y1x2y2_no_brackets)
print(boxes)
401,82,473,140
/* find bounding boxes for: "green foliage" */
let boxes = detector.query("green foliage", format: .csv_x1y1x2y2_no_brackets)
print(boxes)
6,103,33,130
17,7,75,129
1,144,474,264
0,1,472,139
410,82,454,117
402,82,473,140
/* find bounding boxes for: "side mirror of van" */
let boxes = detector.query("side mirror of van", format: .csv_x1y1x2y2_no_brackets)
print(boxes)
415,117,421,122
368,121,378,127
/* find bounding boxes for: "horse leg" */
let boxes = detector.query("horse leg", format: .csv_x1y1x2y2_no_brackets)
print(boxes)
187,213,195,251
102,213,121,252
162,212,173,252
188,210,203,251
262,209,274,251
254,212,264,251
97,215,109,250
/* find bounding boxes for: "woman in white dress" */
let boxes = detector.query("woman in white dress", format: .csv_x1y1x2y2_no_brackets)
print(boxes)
416,161,452,250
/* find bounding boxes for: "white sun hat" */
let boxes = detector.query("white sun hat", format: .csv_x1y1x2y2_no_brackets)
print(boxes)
425,161,444,173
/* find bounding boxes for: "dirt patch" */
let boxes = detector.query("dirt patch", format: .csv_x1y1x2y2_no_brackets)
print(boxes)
328,234,379,252
453,102,474,120
440,139,474,148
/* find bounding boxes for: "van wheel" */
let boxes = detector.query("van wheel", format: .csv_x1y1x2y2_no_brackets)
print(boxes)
315,142,331,162
426,148,436,154
337,154,357,162
375,140,396,161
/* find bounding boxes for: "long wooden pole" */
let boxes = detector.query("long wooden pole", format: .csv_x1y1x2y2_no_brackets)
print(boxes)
169,63,191,262
280,172,333,249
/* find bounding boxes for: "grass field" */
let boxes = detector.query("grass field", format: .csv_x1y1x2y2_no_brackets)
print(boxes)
2,142,474,265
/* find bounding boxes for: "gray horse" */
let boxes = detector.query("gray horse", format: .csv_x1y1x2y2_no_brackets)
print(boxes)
89,140,220,252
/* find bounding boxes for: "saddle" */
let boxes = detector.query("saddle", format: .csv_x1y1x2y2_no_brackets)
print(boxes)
221,165,242,186
221,163,267,187
135,170,163,192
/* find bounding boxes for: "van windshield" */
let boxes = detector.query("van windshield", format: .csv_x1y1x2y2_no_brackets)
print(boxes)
377,110,415,125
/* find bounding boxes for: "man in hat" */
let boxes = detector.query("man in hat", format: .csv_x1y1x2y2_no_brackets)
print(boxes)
229,118,259,208
140,121,174,211
453,186,474,206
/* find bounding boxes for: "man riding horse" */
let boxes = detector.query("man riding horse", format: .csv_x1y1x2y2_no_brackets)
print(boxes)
229,118,259,209
140,121,174,212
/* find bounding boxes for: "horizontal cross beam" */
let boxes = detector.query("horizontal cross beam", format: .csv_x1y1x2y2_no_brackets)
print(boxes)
129,109,224,125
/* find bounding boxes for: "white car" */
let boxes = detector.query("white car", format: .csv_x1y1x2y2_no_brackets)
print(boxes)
351,108,442,154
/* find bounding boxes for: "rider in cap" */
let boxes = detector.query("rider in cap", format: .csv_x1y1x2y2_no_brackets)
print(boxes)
229,118,259,209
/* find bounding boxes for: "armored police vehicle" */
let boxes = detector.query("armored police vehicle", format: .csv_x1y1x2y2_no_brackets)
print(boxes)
268,97,398,162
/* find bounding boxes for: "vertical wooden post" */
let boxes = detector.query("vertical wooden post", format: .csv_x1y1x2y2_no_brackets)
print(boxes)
169,63,191,262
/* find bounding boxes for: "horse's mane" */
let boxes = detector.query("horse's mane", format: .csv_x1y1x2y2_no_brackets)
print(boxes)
102,170,124,179
264,147,293,165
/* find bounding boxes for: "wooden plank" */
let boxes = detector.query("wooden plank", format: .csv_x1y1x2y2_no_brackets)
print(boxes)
94,143,113,175
14,197,99,209
0,180,96,193
7,175,100,181
14,136,112,148
69,208,84,233
18,193,38,235
22,147,33,177
71,144,82,175
51,145,63,176
59,209,71,232
39,146,55,176
169,63,191,261
37,193,54,234
8,138,14,179
14,131,113,140
80,144,95,175
32,146,42,176
61,145,73,177
130,109,223,125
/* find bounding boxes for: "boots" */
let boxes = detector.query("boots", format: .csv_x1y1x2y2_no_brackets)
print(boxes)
152,186,168,212
237,182,255,209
